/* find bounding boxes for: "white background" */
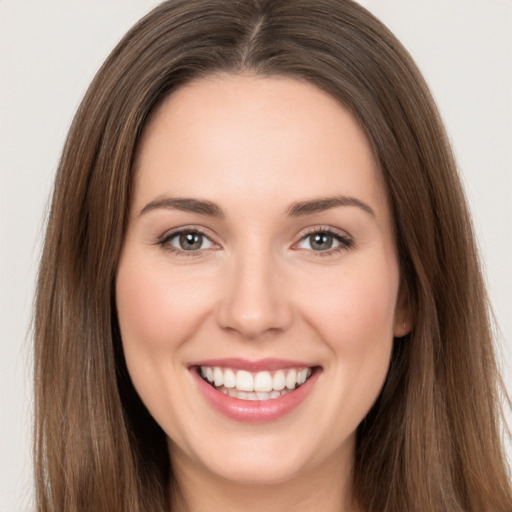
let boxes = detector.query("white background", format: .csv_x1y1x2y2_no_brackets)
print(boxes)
1,1,511,511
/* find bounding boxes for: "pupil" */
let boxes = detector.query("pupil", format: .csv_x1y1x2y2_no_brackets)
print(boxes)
311,233,333,250
180,232,202,250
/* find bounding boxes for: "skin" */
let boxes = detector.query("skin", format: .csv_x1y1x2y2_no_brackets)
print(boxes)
116,74,411,512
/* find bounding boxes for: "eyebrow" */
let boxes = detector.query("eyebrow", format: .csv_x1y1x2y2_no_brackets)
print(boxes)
139,197,225,218
139,194,375,218
287,195,375,217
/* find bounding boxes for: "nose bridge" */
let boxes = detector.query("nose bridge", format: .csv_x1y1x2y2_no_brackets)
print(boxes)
216,240,292,339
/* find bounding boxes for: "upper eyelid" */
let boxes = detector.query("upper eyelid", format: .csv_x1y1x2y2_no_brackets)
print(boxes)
296,225,352,241
159,225,212,242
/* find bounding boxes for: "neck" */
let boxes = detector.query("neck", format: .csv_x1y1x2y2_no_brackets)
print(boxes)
169,443,359,512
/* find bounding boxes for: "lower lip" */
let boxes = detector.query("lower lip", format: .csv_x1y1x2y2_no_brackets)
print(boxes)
192,368,320,423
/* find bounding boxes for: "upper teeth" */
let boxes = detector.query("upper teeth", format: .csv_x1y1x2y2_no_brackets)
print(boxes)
200,366,312,392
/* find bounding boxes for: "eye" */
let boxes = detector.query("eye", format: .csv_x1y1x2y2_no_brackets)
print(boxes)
295,229,353,254
162,229,215,252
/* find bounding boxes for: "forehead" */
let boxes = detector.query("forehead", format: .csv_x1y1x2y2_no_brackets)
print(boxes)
132,73,389,221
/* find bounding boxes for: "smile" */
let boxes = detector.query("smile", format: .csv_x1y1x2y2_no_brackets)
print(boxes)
199,366,313,401
190,359,321,422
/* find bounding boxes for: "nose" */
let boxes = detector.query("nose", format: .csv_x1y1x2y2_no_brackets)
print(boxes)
216,249,293,340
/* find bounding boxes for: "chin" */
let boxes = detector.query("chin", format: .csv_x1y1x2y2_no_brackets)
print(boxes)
168,423,353,488
195,449,313,486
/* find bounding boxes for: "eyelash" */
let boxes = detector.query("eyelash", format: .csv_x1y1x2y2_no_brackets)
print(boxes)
157,226,213,258
296,226,354,257
156,226,354,258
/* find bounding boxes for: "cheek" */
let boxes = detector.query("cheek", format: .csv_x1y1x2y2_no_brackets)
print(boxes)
115,255,215,353
306,264,397,338
301,259,398,431
299,256,399,382
115,252,219,435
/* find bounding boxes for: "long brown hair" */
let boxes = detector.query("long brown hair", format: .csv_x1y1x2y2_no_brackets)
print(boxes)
34,1,511,510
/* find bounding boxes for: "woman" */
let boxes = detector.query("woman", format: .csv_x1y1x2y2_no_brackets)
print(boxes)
34,1,512,511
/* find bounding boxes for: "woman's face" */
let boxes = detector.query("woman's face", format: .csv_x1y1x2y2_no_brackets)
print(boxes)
116,74,410,486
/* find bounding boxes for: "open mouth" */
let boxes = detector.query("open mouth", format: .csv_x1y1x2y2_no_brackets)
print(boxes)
196,365,318,401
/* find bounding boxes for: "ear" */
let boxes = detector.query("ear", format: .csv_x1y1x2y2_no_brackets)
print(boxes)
393,281,413,338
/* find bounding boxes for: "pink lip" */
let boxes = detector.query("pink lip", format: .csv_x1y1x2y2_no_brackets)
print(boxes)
191,357,314,372
190,362,321,423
